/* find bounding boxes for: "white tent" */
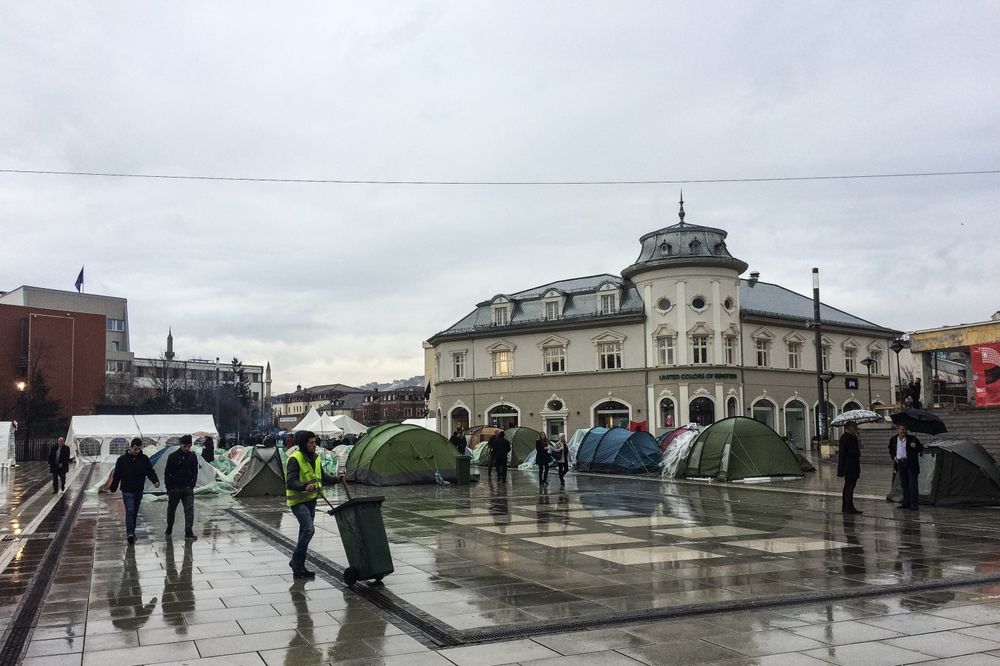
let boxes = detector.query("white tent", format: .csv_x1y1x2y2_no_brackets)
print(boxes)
402,417,438,432
0,421,14,464
293,408,321,432
329,414,368,436
66,414,219,462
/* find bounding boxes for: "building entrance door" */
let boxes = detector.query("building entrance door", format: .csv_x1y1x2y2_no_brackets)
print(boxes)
784,400,807,451
545,418,565,439
689,397,715,427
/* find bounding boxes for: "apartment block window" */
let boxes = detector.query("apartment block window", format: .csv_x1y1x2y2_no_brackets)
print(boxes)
600,293,617,315
492,307,509,326
691,335,709,365
105,360,129,373
543,346,566,373
453,352,466,379
656,336,675,366
106,318,125,332
844,348,856,373
822,344,831,371
545,301,560,321
598,342,622,370
724,336,736,365
787,342,802,369
111,340,120,352
755,339,771,367
492,350,512,377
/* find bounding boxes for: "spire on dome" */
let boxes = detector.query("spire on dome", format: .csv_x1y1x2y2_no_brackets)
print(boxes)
678,190,686,226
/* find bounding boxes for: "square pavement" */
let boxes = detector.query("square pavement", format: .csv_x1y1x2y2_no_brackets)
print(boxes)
6,458,1000,664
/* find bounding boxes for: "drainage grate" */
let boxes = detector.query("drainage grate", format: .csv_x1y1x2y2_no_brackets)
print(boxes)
231,505,1000,646
0,465,95,665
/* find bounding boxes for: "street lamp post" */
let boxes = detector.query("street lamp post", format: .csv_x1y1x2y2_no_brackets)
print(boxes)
860,357,875,408
889,338,906,405
15,381,28,448
819,371,835,440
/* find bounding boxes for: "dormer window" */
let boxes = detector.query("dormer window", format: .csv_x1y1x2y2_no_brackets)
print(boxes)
659,241,672,256
597,283,620,315
542,290,564,321
493,307,509,326
689,239,701,254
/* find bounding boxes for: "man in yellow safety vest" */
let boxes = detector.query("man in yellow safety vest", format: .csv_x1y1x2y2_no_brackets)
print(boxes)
285,429,340,578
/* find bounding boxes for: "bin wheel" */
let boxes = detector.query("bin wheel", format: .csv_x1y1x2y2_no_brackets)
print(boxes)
343,568,358,586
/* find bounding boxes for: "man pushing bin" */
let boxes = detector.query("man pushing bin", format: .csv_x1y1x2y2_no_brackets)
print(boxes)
285,429,340,578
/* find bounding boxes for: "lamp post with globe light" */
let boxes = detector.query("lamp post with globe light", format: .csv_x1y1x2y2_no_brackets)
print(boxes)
890,338,906,405
860,357,876,408
819,371,836,439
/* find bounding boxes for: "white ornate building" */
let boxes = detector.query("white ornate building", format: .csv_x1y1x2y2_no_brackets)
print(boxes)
425,201,899,449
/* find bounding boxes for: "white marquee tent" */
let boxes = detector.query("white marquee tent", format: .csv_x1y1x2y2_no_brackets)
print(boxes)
0,421,14,464
329,414,368,436
292,408,321,432
66,414,219,462
401,417,438,432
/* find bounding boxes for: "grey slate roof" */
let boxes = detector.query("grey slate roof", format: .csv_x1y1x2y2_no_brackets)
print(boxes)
436,274,643,337
740,280,897,333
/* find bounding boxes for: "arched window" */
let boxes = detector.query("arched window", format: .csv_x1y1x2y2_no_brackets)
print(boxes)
594,400,630,429
689,397,715,427
450,406,470,432
727,397,738,418
843,400,862,412
751,400,776,429
487,404,519,430
659,398,676,429
784,400,808,450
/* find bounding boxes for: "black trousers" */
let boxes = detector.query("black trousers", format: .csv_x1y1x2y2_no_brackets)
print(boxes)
52,470,66,492
495,458,508,481
537,463,549,484
841,476,858,512
166,488,195,534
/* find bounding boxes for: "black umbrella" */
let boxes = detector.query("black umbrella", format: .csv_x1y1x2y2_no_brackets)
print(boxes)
890,408,947,435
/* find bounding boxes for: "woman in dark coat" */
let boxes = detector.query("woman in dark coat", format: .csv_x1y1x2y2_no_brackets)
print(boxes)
535,433,552,487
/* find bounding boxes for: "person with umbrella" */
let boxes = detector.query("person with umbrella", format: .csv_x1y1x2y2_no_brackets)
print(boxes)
837,421,862,515
890,424,923,510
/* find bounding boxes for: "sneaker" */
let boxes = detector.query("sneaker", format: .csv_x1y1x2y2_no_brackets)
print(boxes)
184,533,198,541
292,569,312,579
127,534,135,544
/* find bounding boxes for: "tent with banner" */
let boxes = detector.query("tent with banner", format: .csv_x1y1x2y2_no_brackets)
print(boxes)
676,417,804,481
575,427,662,474
233,447,286,497
504,427,540,466
67,414,218,462
887,439,1000,507
345,422,457,486
0,421,14,464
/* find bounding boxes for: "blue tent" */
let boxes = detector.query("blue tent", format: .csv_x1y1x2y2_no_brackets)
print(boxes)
575,427,662,474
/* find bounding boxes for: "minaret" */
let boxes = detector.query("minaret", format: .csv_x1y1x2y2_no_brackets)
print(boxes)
165,327,175,360
265,362,272,401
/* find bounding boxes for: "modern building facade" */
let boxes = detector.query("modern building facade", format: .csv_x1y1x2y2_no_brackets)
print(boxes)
425,202,900,448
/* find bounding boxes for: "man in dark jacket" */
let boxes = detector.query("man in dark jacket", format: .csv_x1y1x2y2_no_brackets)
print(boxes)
889,424,923,510
492,430,511,482
109,437,160,543
450,428,467,454
201,436,215,464
837,421,862,514
48,436,71,493
165,434,199,539
285,430,340,578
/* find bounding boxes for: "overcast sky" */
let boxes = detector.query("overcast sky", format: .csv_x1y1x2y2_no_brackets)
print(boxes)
2,2,997,394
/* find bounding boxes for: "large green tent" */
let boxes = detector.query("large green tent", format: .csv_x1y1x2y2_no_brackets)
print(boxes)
677,417,805,481
234,447,286,497
887,439,1000,507
345,422,458,486
504,426,540,466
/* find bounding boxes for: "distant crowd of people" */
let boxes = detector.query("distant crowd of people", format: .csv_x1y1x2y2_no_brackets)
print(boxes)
448,427,570,487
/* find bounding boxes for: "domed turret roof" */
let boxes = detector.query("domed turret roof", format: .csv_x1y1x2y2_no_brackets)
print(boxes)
622,195,749,279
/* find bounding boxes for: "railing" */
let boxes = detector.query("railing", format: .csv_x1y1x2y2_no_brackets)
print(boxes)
14,438,58,461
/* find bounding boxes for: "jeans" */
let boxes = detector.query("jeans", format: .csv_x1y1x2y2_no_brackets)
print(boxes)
557,462,569,483
290,500,317,570
166,488,195,534
122,491,142,536
898,463,919,509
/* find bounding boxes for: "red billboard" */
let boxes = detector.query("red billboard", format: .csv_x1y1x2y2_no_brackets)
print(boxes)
972,343,1000,407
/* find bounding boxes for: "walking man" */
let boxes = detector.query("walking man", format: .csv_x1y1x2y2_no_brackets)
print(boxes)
285,430,339,578
450,428,467,455
837,421,862,514
48,436,71,493
492,430,511,482
109,438,159,543
890,424,923,510
165,434,199,540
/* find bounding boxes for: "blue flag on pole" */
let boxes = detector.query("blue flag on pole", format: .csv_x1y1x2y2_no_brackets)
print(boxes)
74,267,84,293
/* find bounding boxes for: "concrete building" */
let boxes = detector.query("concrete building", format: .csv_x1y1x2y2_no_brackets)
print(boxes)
425,201,899,449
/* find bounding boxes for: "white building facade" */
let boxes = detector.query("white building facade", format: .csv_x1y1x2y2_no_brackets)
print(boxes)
425,204,899,449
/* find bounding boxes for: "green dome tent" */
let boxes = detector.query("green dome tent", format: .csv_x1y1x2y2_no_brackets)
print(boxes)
504,426,540,466
233,447,286,497
887,439,1000,507
345,422,458,486
677,417,805,481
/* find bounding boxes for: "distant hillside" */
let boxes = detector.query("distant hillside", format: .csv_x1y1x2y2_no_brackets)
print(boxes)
359,376,425,392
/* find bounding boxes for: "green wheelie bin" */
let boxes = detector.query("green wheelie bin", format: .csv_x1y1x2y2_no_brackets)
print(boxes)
331,496,394,586
455,454,472,485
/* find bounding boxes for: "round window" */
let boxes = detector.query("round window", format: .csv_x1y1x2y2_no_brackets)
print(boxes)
657,297,672,311
691,296,707,310
723,297,734,310
547,400,563,411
